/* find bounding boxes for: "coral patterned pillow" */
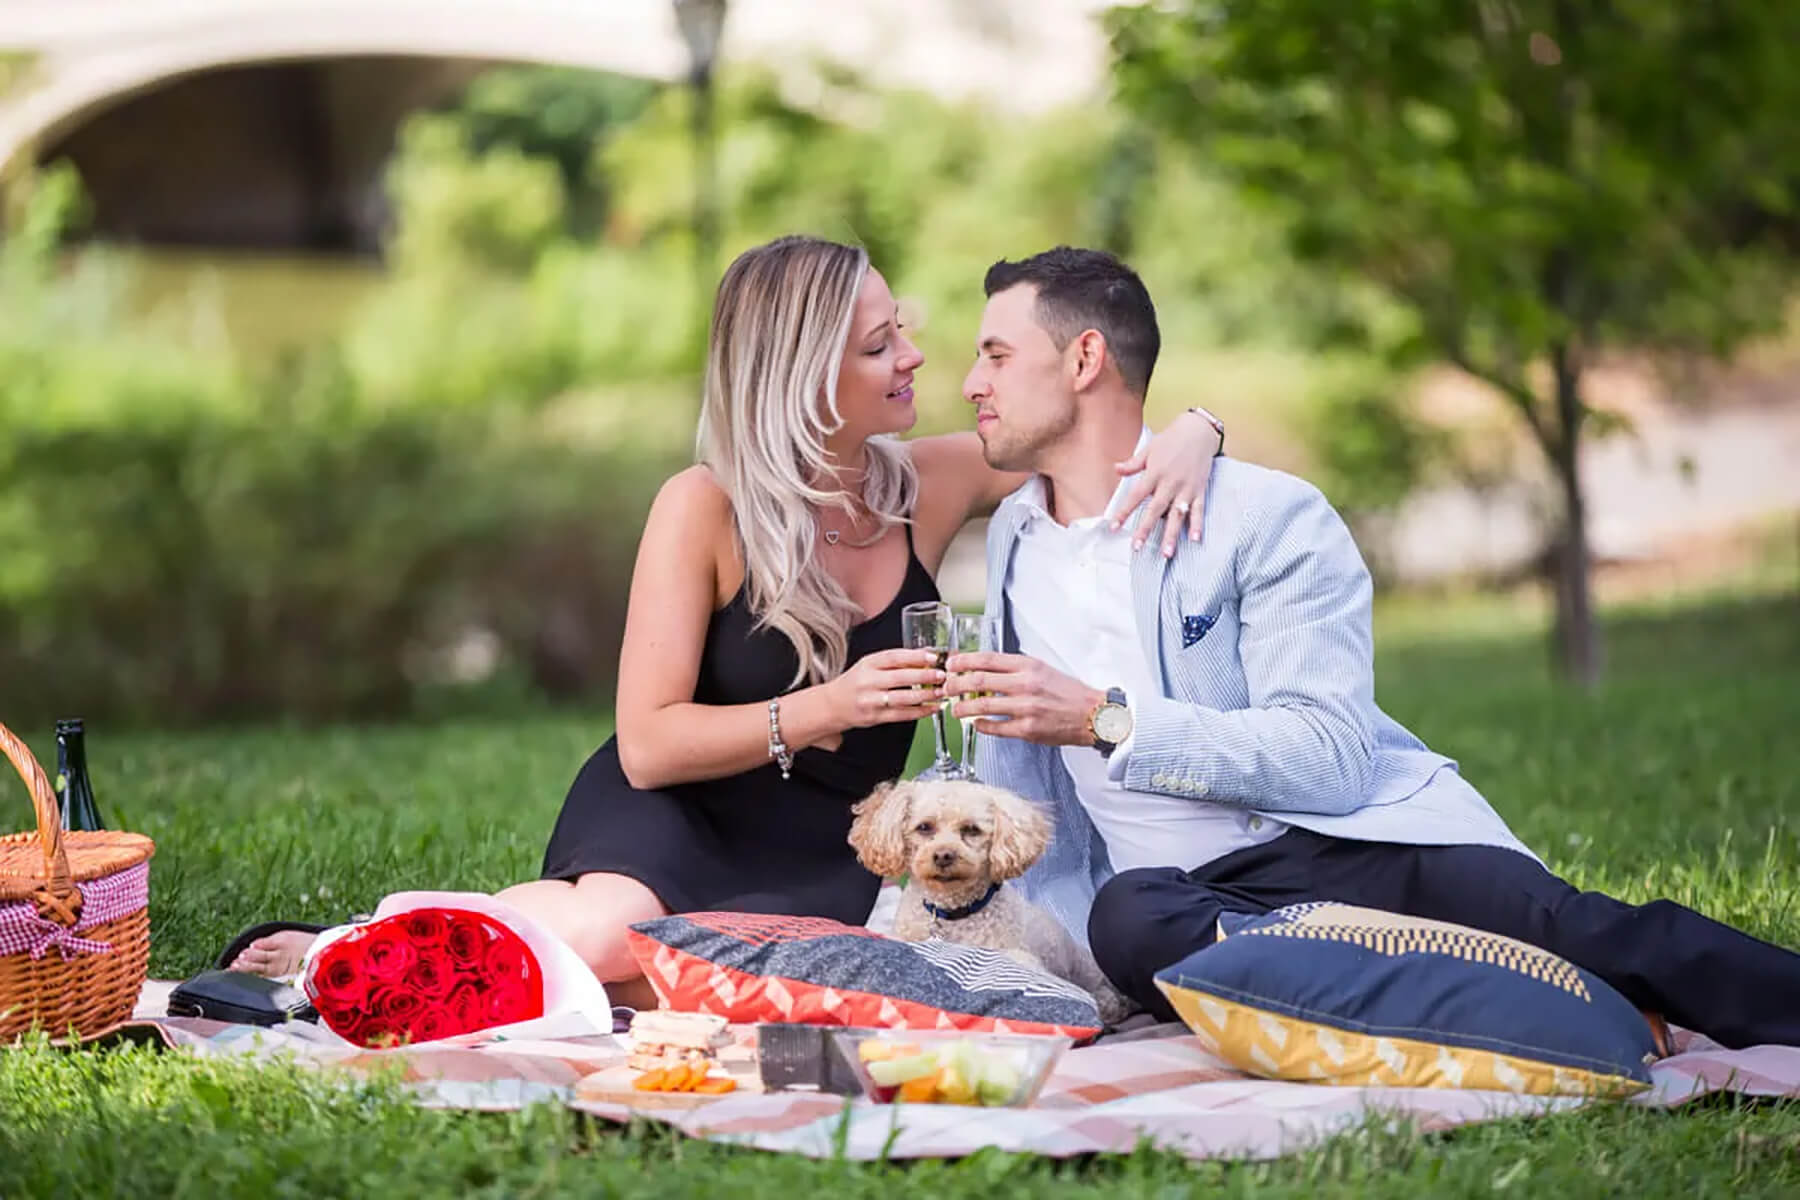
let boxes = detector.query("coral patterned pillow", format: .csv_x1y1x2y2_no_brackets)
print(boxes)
626,912,1101,1040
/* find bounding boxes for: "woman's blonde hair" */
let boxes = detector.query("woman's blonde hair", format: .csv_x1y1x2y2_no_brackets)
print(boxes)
697,235,918,686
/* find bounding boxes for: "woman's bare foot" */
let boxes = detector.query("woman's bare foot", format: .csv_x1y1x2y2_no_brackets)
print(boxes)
230,930,319,978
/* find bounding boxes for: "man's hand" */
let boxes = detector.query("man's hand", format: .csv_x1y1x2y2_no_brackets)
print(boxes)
944,651,1105,748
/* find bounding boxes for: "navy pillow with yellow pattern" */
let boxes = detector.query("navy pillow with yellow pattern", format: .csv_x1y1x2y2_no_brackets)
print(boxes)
1154,902,1659,1097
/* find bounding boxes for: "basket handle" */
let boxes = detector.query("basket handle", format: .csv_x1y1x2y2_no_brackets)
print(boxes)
0,720,81,926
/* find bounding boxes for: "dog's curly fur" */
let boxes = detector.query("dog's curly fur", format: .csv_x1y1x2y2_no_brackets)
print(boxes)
849,778,1133,1026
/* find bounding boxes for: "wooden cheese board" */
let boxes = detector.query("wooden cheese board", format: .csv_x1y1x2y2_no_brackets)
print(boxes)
574,1047,763,1110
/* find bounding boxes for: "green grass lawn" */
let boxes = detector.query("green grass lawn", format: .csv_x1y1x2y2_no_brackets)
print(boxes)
3,591,1798,1196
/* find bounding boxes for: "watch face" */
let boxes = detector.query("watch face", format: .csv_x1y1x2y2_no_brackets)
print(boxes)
1094,704,1132,743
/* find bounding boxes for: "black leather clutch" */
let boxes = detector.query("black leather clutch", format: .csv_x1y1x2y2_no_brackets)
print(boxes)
167,970,317,1025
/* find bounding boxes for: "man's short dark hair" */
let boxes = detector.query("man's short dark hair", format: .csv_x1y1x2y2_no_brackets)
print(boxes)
983,247,1160,399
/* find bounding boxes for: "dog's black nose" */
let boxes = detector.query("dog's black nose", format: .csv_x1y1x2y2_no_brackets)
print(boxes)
932,850,958,870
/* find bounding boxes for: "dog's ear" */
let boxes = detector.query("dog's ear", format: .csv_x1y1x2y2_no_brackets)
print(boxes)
984,785,1050,881
848,779,915,879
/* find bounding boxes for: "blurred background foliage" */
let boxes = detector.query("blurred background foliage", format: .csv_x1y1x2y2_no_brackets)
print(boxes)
0,60,1362,725
2,7,1794,722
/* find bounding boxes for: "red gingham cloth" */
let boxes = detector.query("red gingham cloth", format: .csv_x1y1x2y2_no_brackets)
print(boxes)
0,861,149,960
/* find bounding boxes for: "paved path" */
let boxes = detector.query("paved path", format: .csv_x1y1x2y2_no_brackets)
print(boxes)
936,399,1800,606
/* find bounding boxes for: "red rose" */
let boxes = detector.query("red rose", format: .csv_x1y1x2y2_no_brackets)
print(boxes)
362,929,418,982
337,1009,379,1045
484,929,545,1001
403,909,451,947
482,938,526,986
483,976,543,1026
309,944,369,1012
447,983,483,1030
498,929,546,1013
445,917,489,968
371,985,425,1024
411,1007,458,1043
403,953,454,1000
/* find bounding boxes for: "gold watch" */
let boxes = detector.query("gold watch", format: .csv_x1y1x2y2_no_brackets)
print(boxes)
1090,687,1132,757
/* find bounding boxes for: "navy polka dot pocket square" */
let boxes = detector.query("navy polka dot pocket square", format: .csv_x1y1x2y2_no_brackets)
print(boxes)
1182,612,1217,648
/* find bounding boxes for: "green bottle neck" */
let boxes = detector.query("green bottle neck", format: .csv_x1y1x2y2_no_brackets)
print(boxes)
57,729,90,778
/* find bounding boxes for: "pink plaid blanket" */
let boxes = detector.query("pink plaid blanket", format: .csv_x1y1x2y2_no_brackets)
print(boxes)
568,1027,1800,1160
131,981,1800,1161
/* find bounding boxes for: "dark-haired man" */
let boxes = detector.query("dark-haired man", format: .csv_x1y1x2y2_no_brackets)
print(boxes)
945,246,1800,1048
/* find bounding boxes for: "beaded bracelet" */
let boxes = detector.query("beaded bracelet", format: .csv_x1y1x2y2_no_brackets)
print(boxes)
767,698,794,779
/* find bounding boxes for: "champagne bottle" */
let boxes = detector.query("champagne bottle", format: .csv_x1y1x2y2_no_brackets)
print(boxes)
54,718,106,832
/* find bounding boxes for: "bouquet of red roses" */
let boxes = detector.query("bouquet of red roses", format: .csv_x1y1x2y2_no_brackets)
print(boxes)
304,907,546,1047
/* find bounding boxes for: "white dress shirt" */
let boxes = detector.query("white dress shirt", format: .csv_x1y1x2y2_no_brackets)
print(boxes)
1001,429,1286,873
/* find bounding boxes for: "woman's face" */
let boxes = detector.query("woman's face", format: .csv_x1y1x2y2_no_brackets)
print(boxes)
830,269,924,444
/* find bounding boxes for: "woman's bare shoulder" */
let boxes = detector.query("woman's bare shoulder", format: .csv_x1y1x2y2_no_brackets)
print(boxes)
646,464,741,599
655,463,731,509
650,464,739,533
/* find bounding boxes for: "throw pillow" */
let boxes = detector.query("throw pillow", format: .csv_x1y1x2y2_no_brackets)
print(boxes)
626,912,1102,1040
1155,902,1658,1096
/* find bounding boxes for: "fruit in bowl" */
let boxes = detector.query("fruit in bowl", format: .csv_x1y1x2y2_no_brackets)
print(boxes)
831,1030,1069,1107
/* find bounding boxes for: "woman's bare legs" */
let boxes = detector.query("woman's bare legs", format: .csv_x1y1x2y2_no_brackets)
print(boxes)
231,871,670,1009
493,872,669,1009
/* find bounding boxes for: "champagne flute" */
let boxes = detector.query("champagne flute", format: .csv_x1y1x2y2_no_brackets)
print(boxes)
952,612,1000,780
900,600,962,781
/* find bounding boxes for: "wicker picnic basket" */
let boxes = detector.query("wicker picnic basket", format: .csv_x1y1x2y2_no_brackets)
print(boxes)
0,721,154,1040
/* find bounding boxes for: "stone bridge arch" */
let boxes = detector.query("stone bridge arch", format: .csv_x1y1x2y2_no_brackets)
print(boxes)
0,0,689,250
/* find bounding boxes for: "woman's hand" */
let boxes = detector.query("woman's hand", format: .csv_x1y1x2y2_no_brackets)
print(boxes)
1110,409,1223,556
830,648,946,730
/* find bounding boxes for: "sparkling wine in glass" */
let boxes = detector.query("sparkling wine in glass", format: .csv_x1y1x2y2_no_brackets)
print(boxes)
952,612,1000,780
900,600,962,781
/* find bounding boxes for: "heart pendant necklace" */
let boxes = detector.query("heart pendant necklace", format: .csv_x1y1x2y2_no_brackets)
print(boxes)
823,530,841,546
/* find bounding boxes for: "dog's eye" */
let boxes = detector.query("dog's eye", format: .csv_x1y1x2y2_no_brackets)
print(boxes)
913,821,934,835
960,823,982,838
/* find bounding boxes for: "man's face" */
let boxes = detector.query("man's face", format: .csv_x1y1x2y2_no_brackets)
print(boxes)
962,284,1078,472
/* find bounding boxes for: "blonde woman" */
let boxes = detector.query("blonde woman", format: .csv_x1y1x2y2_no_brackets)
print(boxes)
232,236,1222,1008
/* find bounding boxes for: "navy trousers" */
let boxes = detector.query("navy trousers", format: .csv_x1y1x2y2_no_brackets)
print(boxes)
1087,828,1800,1050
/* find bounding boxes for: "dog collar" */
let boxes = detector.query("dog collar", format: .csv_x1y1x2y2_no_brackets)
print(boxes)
922,882,1002,923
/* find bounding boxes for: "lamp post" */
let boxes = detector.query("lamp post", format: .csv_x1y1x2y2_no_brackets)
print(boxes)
673,0,726,296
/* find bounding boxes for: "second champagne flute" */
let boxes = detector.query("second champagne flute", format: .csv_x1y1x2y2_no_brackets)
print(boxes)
951,612,1000,780
900,600,961,781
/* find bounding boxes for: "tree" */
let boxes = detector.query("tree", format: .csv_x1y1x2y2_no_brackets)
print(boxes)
1111,0,1800,684
448,66,657,238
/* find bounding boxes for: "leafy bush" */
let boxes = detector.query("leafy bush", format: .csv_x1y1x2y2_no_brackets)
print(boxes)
385,115,570,275
0,178,678,725
0,353,671,723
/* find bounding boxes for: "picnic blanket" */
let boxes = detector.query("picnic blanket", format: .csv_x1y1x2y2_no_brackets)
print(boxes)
127,980,1800,1162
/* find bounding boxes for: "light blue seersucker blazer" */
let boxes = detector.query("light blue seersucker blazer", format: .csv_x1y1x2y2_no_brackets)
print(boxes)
974,457,1538,949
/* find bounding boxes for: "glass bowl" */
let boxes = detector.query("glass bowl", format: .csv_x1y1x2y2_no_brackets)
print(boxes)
828,1028,1071,1108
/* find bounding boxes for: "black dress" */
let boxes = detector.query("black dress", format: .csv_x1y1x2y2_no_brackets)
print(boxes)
540,533,938,926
